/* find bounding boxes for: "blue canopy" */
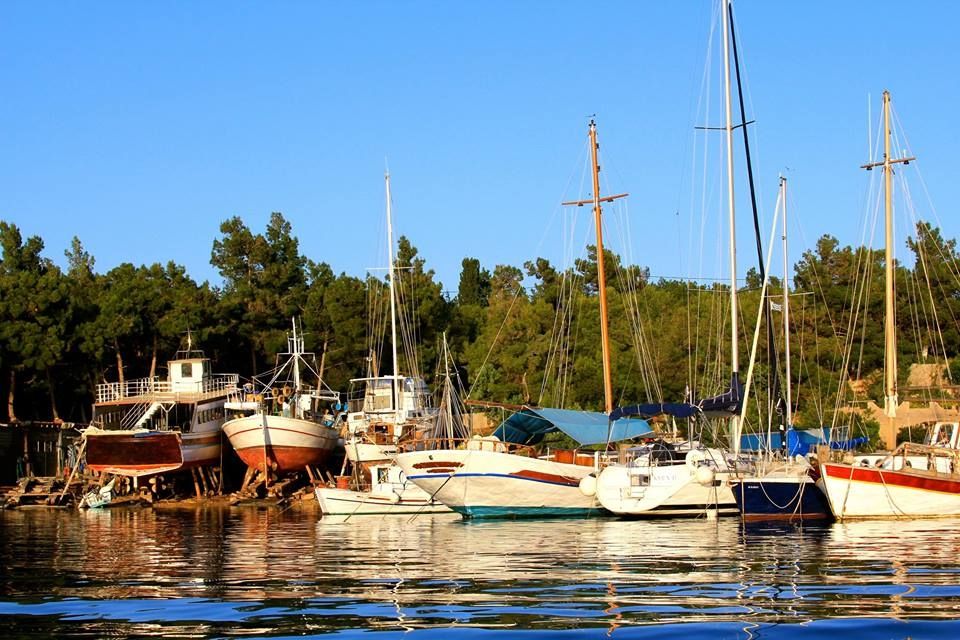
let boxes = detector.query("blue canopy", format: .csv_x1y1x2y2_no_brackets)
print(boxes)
493,407,653,447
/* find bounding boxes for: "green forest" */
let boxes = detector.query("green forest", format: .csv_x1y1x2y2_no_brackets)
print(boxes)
2,213,960,438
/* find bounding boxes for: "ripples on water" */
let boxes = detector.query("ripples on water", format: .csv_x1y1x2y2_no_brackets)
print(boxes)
2,507,960,638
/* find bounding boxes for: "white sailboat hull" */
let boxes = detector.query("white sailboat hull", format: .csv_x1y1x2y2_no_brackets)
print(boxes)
394,448,602,518
314,486,455,520
820,462,960,519
595,464,737,517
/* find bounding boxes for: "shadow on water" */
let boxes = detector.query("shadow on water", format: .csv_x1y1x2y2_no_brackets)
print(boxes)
2,508,960,637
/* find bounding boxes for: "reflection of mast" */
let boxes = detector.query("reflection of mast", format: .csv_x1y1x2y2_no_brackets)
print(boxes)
861,91,915,438
562,120,628,414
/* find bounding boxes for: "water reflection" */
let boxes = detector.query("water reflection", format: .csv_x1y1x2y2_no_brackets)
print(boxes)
2,508,960,637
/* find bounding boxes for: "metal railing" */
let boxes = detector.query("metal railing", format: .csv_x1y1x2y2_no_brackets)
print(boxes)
96,374,239,403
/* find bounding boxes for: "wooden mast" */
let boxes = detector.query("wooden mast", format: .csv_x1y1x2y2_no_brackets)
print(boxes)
861,90,915,445
562,120,628,414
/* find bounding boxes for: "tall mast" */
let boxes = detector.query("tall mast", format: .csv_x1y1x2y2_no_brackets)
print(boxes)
291,317,301,388
385,172,400,415
728,0,783,421
721,0,740,450
562,120,628,414
861,90,914,424
442,332,453,441
590,122,614,414
882,92,896,418
780,177,792,435
291,317,301,418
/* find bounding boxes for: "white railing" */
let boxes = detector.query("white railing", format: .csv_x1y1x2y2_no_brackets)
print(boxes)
96,374,239,403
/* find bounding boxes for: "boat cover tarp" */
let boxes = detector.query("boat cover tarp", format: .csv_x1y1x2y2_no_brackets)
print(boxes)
610,373,744,421
738,427,869,456
493,407,652,447
609,402,699,420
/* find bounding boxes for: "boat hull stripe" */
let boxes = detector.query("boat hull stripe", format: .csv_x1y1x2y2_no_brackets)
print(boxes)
823,463,960,495
408,472,581,488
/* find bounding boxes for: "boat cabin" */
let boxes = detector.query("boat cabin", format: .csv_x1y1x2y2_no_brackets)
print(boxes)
169,357,212,392
347,375,432,424
928,422,959,448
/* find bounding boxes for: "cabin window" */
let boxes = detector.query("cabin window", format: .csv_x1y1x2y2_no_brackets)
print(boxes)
937,424,956,446
377,468,389,484
181,363,193,378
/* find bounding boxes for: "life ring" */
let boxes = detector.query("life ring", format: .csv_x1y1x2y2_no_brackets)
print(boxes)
282,385,293,398
270,387,281,401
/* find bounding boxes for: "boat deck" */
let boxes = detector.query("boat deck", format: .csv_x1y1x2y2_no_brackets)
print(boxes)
95,388,236,406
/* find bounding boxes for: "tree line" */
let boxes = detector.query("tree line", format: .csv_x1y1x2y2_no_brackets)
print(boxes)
2,214,959,432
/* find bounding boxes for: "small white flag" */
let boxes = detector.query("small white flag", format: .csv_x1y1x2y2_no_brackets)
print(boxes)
770,301,783,312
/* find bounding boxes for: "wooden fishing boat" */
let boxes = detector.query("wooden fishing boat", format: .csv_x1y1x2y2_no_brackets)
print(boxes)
222,319,341,474
84,342,238,477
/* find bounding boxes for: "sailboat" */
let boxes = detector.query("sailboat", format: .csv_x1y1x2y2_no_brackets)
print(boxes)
393,120,653,519
730,176,832,521
222,319,341,474
818,91,960,519
591,0,750,518
340,172,436,472
315,334,463,520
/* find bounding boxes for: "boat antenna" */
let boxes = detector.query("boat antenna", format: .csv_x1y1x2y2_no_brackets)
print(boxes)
562,119,628,414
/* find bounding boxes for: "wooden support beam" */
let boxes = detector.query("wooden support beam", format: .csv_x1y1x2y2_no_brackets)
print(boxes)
190,468,202,499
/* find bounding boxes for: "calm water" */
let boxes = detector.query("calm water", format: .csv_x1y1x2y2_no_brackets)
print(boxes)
2,507,960,638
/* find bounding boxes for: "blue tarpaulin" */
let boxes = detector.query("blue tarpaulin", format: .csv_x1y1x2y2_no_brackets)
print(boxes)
738,427,869,456
493,407,653,447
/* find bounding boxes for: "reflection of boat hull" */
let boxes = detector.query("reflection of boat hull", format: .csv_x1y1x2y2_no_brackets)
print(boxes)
223,414,339,472
731,476,832,521
85,428,184,477
595,464,738,517
395,449,602,519
820,462,960,519
315,486,454,518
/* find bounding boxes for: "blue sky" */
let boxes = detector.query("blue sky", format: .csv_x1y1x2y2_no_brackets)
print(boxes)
2,1,959,293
